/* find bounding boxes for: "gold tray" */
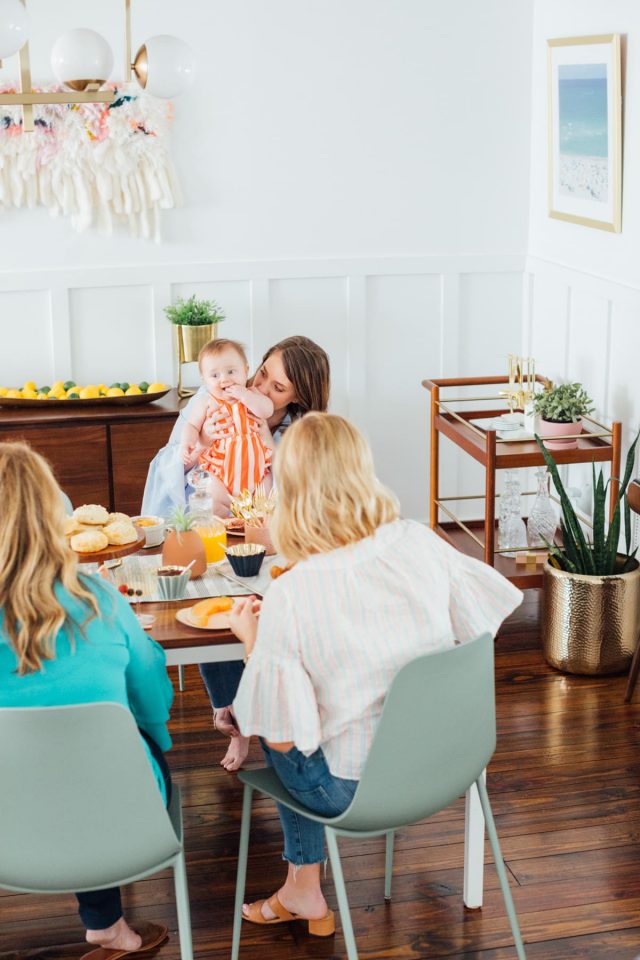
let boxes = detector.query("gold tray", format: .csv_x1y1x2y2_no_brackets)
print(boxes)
0,389,170,409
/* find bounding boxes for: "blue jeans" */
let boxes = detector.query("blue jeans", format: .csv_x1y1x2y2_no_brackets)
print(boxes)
261,742,358,865
199,661,244,710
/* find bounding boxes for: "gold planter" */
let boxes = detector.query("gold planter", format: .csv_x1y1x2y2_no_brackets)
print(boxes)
175,323,218,397
542,560,640,675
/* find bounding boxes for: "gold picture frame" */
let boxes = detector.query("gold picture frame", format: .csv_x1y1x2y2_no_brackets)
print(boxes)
547,34,622,232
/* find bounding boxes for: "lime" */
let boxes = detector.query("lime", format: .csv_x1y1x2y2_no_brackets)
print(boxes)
63,380,76,391
40,386,51,394
138,381,149,393
120,382,130,392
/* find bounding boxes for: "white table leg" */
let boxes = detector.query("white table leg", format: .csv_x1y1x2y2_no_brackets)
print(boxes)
463,769,486,909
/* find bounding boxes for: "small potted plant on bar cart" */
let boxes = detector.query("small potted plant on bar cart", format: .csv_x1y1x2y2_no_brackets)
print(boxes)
533,381,594,450
536,430,640,675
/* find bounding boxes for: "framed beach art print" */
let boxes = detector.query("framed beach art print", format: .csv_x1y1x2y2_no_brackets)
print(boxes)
547,34,622,232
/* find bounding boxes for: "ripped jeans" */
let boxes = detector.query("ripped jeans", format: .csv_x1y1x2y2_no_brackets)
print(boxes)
261,741,358,866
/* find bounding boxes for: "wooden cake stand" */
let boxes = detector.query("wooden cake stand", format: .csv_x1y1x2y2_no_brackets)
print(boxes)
74,530,146,564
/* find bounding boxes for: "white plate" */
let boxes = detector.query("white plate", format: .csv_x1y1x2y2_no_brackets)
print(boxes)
175,599,238,631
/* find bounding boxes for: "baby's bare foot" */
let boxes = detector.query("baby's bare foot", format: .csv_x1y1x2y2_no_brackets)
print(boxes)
85,917,141,951
221,735,250,771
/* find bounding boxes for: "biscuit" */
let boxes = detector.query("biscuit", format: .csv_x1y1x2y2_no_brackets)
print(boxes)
63,516,82,537
103,520,138,546
73,504,110,525
70,530,109,553
108,512,131,525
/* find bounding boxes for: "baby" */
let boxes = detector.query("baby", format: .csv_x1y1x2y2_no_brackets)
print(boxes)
181,339,274,516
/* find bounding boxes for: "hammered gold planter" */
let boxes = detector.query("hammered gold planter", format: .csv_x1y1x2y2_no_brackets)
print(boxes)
175,323,218,397
542,560,640,675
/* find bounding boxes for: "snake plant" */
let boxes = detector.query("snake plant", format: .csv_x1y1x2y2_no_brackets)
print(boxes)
535,431,639,575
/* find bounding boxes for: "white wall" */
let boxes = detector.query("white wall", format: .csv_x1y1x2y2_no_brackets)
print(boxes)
0,0,533,518
527,1,640,465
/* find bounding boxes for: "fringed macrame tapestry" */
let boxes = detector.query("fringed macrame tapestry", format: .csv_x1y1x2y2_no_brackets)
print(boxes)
0,83,181,241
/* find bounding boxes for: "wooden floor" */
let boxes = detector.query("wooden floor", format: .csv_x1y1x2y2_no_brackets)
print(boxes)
4,589,640,959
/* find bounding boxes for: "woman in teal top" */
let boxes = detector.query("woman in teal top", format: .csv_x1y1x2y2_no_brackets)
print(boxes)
0,442,173,959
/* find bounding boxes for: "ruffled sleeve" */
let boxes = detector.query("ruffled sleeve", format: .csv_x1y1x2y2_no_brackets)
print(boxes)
441,537,523,644
233,584,322,753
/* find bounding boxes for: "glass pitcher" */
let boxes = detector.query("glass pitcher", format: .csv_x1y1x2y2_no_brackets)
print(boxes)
527,468,557,548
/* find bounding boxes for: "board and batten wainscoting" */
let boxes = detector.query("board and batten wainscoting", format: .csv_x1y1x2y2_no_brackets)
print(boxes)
0,254,525,519
523,256,640,544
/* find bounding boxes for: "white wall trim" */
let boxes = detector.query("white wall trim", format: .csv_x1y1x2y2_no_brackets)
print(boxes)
0,254,526,294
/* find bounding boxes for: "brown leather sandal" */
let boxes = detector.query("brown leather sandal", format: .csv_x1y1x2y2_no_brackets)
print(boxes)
79,921,169,960
242,893,335,936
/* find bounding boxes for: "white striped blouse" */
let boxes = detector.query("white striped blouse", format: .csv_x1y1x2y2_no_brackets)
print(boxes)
233,518,523,780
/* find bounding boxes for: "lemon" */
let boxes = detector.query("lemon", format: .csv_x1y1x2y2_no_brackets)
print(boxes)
6,389,22,398
51,380,64,392
79,385,100,400
47,393,59,400
147,382,167,393
36,393,47,400
106,386,125,397
23,380,37,392
50,388,66,399
22,388,38,399
125,385,142,396
0,387,8,397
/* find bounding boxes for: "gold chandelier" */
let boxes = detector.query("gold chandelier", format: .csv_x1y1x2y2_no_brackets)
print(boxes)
0,0,196,131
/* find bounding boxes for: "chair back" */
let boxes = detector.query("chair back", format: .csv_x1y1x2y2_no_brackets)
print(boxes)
335,633,496,832
0,702,181,892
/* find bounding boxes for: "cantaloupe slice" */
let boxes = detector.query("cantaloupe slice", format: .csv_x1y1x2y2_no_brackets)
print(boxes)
191,596,233,627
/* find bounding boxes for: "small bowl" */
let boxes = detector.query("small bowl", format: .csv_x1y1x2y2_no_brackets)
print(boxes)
156,565,191,601
225,543,266,577
131,515,165,548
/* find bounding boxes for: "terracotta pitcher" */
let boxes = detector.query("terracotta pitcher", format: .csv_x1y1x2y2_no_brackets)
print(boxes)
162,530,207,578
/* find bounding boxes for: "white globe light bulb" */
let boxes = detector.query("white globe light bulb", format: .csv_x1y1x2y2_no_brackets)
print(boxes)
133,35,196,99
50,28,114,91
0,0,30,59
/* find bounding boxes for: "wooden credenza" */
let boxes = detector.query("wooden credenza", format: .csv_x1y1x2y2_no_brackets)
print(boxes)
0,390,185,514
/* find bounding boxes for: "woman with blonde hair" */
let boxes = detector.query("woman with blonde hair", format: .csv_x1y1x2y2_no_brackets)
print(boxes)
0,443,172,960
229,413,522,935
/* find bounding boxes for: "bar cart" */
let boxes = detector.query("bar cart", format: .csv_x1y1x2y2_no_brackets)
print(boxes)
422,375,622,590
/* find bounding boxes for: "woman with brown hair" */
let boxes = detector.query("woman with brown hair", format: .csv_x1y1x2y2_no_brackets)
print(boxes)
0,442,173,960
142,334,331,772
141,334,330,518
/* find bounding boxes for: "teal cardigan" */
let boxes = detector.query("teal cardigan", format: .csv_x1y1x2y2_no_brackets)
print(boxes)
0,577,173,801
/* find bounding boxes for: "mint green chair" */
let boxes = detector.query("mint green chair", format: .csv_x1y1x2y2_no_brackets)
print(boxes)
231,633,526,960
0,703,193,960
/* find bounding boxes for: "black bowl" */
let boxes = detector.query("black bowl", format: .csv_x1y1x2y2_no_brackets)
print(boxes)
226,543,266,577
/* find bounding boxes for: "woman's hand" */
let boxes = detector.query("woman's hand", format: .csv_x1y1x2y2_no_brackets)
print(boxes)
201,406,228,444
229,595,261,653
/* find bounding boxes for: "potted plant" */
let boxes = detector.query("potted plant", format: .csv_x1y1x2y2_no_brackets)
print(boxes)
162,506,207,578
533,381,594,450
536,431,640,675
165,295,226,365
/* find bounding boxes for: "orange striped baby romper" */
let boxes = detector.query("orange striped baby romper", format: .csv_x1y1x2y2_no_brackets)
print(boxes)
198,399,271,496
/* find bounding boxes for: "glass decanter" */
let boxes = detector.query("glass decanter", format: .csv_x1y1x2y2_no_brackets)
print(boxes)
188,468,214,522
527,468,557,548
498,471,527,558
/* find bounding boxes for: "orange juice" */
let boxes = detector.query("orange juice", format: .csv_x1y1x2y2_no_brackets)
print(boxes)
196,524,227,563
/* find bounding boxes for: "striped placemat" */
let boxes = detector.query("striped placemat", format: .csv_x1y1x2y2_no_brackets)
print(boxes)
88,553,285,602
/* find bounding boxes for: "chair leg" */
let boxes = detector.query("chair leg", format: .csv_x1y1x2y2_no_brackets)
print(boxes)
173,850,193,960
384,831,394,901
464,776,485,908
475,777,526,960
231,784,254,960
178,665,185,692
326,828,358,960
624,633,640,702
